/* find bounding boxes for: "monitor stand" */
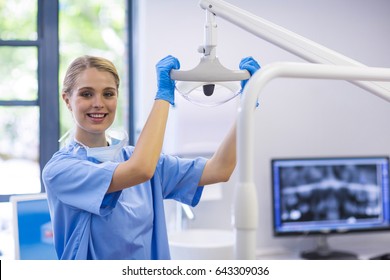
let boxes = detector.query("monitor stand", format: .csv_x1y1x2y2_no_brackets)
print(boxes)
300,235,358,260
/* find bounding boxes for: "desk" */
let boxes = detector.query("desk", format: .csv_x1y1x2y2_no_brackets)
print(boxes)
0,202,14,260
256,245,390,260
0,230,15,260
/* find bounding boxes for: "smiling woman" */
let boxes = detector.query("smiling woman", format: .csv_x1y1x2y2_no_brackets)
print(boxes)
40,53,249,260
61,56,119,147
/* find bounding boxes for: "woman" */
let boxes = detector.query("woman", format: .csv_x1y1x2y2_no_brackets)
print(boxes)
42,55,260,260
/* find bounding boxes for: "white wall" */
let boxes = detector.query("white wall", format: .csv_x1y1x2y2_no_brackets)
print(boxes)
135,0,390,256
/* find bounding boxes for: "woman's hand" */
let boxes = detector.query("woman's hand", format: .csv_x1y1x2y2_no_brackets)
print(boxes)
155,55,180,105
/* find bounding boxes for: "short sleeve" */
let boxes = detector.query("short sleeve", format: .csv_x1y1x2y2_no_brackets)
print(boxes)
154,154,208,206
42,154,120,216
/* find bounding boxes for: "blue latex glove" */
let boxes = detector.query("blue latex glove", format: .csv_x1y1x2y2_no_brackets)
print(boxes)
155,55,180,105
239,56,261,91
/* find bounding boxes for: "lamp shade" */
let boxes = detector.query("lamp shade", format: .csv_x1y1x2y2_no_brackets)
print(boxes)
175,80,241,106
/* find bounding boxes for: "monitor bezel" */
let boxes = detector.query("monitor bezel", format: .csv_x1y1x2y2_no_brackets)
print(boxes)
10,193,51,260
271,156,390,237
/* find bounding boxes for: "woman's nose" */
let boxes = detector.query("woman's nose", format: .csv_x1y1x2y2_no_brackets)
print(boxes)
92,94,104,108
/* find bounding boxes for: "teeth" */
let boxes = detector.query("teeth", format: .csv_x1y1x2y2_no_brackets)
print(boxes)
89,114,105,118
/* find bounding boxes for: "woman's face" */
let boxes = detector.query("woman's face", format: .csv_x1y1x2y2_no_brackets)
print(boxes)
63,67,118,146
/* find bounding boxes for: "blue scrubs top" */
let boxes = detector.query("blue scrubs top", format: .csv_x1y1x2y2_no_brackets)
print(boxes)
42,140,207,260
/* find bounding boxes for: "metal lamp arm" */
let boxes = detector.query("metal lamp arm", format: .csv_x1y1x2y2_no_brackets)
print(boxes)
199,0,390,102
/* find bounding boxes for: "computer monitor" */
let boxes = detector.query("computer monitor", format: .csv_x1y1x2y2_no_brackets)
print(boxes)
271,156,390,259
10,193,57,260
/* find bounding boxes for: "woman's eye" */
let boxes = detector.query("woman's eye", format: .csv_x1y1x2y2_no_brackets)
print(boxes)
80,91,92,97
104,92,116,97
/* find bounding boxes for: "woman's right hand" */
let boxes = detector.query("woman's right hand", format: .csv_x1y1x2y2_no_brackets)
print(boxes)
155,55,180,105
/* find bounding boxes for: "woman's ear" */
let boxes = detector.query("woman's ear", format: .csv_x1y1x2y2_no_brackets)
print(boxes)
62,92,72,111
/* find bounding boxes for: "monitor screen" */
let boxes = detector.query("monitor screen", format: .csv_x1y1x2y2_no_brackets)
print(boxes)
272,156,390,236
10,193,57,260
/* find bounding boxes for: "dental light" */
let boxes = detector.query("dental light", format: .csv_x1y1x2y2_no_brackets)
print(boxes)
170,10,250,106
198,0,390,101
174,0,390,259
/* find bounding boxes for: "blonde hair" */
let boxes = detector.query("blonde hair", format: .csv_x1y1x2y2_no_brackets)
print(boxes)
62,55,120,95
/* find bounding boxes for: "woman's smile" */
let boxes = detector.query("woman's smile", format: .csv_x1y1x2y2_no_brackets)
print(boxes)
87,113,109,122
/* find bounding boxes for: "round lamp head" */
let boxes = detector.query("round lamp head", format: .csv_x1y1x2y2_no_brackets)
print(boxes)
171,57,248,106
176,81,241,106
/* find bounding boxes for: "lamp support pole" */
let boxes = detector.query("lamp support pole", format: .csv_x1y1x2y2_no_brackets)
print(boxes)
241,63,390,260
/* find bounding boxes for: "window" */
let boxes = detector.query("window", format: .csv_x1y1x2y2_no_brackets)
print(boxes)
0,0,56,201
0,0,133,202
